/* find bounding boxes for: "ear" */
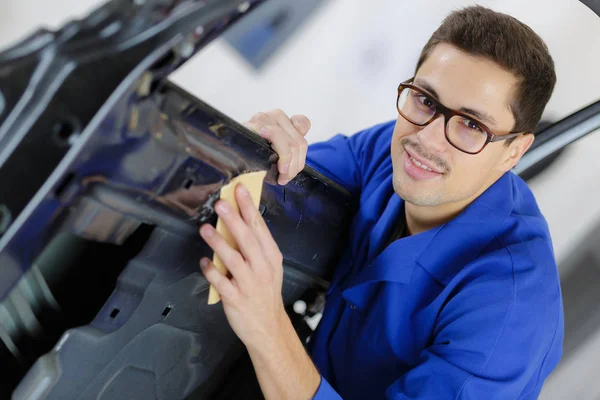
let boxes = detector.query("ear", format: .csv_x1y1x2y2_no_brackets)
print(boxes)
499,133,535,172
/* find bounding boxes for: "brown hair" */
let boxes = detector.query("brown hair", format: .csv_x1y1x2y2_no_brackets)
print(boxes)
415,6,556,134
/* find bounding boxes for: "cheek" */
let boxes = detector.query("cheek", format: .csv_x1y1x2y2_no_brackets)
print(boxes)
448,152,499,189
451,159,480,183
392,116,417,141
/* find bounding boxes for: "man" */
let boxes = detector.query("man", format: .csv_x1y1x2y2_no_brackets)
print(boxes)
198,5,563,399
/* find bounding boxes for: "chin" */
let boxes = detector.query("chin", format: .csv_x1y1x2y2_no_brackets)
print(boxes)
392,173,444,207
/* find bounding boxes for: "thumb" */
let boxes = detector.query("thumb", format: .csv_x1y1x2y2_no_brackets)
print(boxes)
291,115,311,137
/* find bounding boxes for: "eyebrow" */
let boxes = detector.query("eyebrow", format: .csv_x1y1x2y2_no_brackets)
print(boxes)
413,78,498,126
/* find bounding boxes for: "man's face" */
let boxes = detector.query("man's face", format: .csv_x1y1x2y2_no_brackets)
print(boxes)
391,43,529,207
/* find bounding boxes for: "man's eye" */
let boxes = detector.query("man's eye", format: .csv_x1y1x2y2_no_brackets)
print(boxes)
416,94,435,109
462,118,483,131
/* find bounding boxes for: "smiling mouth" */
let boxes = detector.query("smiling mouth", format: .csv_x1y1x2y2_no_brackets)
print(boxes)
404,148,444,174
408,153,435,172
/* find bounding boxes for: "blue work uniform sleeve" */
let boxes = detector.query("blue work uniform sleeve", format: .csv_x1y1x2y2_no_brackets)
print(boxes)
306,121,395,196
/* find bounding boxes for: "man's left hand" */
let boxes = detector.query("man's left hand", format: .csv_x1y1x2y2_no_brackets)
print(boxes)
199,183,286,348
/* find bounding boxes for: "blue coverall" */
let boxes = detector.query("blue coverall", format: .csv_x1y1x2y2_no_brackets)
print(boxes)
305,120,564,399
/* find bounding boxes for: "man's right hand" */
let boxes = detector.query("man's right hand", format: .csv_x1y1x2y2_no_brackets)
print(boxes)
243,109,311,186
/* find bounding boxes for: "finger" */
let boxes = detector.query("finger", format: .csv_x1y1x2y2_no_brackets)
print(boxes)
290,116,310,173
213,200,265,267
246,120,294,184
242,121,260,134
294,132,308,181
258,125,294,182
245,121,290,164
282,136,306,186
199,224,253,283
248,111,307,185
236,184,283,267
281,136,299,186
291,115,311,136
200,257,238,300
267,109,297,138
267,110,306,184
249,111,269,124
272,113,307,183
244,118,275,139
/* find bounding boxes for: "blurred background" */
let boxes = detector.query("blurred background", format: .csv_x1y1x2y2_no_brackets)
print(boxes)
1,0,599,398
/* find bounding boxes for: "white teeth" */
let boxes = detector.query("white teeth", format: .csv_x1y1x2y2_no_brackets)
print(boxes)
410,155,433,172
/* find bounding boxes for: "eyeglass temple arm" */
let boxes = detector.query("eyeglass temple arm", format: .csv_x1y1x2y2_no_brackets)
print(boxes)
489,132,522,143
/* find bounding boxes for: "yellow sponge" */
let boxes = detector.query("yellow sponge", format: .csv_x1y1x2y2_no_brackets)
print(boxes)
208,170,267,305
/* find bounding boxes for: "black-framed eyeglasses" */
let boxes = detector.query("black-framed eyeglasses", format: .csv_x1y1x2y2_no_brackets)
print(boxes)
396,78,522,154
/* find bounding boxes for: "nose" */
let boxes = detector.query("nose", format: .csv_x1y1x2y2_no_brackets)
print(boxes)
417,114,448,153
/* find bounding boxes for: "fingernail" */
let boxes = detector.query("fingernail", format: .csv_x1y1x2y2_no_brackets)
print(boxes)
282,162,290,173
200,258,209,268
216,201,230,214
201,225,214,237
237,184,249,197
260,126,269,134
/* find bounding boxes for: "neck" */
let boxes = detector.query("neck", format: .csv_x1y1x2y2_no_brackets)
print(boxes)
405,199,467,236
